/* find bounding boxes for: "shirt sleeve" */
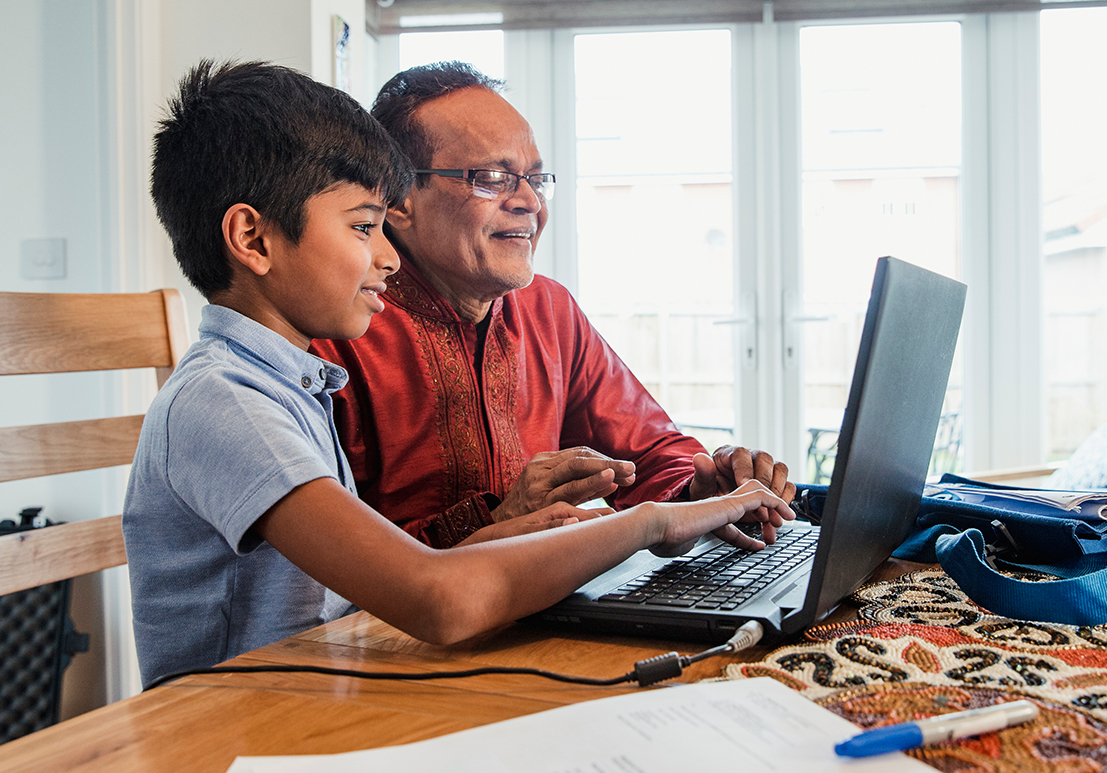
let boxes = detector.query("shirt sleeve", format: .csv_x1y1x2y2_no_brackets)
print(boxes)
553,287,705,509
399,493,499,549
164,370,338,555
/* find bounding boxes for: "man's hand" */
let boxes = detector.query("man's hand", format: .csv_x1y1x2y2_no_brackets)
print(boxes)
492,447,636,523
458,502,611,545
688,447,796,544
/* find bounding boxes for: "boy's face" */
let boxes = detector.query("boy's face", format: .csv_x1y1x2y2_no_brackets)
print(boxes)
264,182,397,349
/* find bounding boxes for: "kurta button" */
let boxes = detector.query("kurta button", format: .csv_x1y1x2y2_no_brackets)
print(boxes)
301,376,312,388
319,368,325,380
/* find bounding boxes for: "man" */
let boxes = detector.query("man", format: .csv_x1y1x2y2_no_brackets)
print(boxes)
312,61,794,549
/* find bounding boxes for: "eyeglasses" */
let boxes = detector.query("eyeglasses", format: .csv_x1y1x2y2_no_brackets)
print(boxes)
415,169,556,202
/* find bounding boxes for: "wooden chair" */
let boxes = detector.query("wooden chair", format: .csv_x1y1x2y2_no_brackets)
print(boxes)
0,289,189,596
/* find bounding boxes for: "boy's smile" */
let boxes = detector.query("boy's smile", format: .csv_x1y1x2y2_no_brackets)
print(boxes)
259,182,398,349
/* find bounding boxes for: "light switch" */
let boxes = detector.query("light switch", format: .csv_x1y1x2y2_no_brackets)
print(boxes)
20,238,67,280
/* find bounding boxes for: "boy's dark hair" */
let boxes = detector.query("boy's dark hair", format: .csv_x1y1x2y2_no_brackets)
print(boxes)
152,60,414,297
371,61,504,183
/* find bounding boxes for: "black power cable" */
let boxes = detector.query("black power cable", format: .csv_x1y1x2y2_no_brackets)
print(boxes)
145,663,632,691
144,621,765,691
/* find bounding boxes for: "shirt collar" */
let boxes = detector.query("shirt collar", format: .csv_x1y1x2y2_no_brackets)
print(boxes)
383,248,505,324
199,305,348,394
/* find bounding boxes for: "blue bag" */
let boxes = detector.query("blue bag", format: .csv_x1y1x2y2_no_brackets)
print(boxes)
889,474,1107,626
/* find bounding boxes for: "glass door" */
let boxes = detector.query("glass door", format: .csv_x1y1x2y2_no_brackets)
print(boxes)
572,28,740,454
795,21,965,482
1040,7,1107,464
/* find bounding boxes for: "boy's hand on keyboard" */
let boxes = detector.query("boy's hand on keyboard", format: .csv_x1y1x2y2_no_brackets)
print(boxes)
688,452,796,545
650,480,793,557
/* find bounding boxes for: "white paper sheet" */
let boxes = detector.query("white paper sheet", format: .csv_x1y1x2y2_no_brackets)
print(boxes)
925,481,1107,519
225,678,934,772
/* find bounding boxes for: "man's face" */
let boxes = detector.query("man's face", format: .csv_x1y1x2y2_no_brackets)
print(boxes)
387,87,548,321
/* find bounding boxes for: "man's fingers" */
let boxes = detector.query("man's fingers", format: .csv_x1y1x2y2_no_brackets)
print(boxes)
504,449,634,519
531,449,635,491
688,452,718,500
559,455,635,486
718,445,753,484
781,479,797,505
751,450,777,488
548,468,622,506
763,458,790,497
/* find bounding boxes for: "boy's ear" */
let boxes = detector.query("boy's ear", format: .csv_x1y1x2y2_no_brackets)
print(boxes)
385,195,415,232
222,203,274,276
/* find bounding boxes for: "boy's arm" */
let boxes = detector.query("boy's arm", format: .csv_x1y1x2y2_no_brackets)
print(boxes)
253,477,792,646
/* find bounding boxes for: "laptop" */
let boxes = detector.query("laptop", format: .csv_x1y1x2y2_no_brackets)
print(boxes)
531,256,967,645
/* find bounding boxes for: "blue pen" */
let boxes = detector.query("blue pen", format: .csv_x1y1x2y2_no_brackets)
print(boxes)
834,700,1039,758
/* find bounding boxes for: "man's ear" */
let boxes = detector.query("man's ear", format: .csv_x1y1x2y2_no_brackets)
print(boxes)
222,203,273,276
386,194,415,232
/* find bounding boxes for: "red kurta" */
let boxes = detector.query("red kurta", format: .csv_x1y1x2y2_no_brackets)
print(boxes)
311,260,706,547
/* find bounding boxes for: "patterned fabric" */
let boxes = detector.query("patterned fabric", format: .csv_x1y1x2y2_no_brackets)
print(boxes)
721,569,1107,769
822,684,1107,771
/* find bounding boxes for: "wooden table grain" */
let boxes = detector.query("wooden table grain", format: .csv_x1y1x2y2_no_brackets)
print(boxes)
0,559,923,772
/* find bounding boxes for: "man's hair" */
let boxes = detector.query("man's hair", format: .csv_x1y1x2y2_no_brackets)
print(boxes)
371,61,504,180
151,60,414,297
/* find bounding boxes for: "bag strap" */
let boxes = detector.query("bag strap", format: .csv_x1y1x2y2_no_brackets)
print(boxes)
933,529,1107,626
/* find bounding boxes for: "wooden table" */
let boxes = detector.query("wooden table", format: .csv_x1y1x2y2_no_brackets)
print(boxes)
0,559,923,772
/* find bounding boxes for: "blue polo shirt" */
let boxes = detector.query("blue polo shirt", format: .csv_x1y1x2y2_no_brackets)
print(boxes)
123,304,356,687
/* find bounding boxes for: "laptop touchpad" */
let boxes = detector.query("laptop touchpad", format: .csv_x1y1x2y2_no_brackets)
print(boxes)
772,578,808,606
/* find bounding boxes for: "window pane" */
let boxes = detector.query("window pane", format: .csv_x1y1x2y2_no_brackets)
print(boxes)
398,30,504,78
574,30,735,453
1041,8,1107,464
799,22,963,482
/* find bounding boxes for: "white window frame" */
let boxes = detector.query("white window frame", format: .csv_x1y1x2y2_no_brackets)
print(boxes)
962,12,1044,472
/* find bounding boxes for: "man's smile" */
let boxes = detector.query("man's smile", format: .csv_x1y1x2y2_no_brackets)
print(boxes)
491,227,537,240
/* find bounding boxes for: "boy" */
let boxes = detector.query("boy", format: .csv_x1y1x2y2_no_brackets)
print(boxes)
123,60,793,688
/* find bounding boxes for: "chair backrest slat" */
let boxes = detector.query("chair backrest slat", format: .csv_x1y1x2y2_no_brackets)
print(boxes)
0,292,176,376
0,416,145,483
0,289,188,595
0,516,127,596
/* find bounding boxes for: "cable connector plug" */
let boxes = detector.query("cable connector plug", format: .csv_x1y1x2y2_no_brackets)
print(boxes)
723,620,764,654
628,621,766,687
632,652,686,686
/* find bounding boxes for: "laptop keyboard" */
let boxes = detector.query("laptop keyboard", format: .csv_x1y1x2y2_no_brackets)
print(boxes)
597,527,819,611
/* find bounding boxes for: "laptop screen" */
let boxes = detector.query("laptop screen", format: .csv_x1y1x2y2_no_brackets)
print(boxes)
794,256,966,629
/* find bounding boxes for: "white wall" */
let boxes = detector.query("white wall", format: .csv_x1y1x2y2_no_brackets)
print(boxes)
0,0,122,722
0,0,109,450
0,0,375,720
311,0,370,102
